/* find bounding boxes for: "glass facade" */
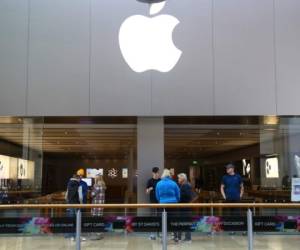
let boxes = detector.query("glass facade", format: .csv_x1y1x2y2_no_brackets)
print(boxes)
165,116,300,204
0,116,300,205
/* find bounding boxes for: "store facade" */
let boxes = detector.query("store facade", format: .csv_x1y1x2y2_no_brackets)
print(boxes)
1,0,300,205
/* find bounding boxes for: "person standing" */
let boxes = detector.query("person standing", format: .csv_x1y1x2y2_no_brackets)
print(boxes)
220,163,244,215
146,167,160,240
170,168,177,182
156,169,180,204
91,175,106,240
156,169,180,243
77,169,88,204
65,174,82,240
177,173,193,243
91,175,106,216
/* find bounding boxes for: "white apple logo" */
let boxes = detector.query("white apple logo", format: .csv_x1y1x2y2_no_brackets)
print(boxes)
119,1,182,73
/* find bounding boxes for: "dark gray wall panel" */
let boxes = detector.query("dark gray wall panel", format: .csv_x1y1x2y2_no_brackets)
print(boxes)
27,0,89,116
151,0,214,115
137,118,164,204
275,0,300,115
0,0,28,115
214,0,276,115
90,0,151,116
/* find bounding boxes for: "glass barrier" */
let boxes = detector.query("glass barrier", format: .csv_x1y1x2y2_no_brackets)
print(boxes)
0,205,299,250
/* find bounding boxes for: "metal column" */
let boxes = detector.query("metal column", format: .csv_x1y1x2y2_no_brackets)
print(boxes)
76,209,82,250
162,209,167,250
247,209,253,250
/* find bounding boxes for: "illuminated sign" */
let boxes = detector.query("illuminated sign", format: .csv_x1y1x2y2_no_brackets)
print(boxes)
119,1,182,72
0,155,10,179
265,157,279,178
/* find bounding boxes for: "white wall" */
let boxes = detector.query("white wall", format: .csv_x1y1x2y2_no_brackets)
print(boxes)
0,0,299,116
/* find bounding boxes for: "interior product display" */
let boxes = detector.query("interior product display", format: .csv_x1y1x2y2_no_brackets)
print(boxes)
86,168,103,178
18,159,28,179
242,159,251,177
291,177,300,202
0,155,10,179
265,157,279,178
82,178,92,187
122,168,128,178
17,159,35,180
294,155,300,177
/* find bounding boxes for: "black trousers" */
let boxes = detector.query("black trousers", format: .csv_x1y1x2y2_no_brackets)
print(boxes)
164,208,192,240
224,199,241,216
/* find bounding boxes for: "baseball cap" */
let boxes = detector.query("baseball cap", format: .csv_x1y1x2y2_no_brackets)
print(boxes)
225,163,235,169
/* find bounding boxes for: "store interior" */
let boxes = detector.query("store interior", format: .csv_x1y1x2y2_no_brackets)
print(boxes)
0,116,299,206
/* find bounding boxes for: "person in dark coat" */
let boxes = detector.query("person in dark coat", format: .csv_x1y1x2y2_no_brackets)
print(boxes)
178,173,193,242
66,175,81,204
65,174,81,240
146,167,161,240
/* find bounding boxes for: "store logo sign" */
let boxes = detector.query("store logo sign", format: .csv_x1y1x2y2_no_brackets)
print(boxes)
108,168,118,179
119,1,182,73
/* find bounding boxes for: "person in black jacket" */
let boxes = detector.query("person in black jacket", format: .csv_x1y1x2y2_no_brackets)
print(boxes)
146,167,161,240
65,174,82,240
67,174,81,204
177,173,193,242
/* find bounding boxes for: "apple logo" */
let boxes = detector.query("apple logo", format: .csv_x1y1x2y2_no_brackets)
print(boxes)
119,1,182,73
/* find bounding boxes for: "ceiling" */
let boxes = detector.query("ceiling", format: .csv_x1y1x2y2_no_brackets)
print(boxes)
0,124,137,158
0,116,292,159
165,126,261,159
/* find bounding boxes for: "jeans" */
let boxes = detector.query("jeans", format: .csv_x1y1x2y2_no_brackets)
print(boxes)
64,208,77,238
150,207,161,238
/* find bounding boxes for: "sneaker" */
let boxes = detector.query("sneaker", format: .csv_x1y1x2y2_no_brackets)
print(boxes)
183,239,192,244
81,237,87,241
149,234,156,240
70,237,75,241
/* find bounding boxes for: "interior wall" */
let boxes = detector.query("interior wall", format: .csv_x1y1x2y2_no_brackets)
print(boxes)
0,139,42,189
43,154,134,203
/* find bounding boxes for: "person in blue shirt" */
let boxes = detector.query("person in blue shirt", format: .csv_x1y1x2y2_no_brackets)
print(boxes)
221,163,244,219
221,163,244,202
156,169,180,204
156,169,180,243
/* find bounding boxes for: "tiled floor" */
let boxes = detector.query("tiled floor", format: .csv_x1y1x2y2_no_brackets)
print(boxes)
0,234,299,250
